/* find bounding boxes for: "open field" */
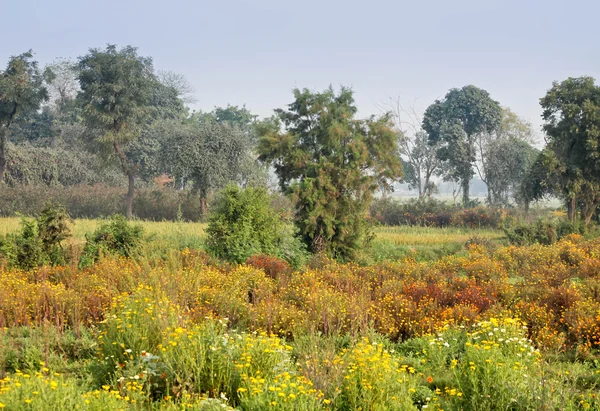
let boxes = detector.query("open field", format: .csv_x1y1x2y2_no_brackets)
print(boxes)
0,217,504,253
0,222,600,409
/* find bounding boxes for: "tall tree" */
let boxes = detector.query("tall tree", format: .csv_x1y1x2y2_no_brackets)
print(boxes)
540,76,600,225
77,45,155,218
163,120,262,215
474,107,538,205
384,97,441,199
423,85,502,206
484,137,538,206
0,51,50,182
257,86,403,260
45,58,79,110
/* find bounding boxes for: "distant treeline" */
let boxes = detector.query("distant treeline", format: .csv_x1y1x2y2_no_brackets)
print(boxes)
1,46,600,256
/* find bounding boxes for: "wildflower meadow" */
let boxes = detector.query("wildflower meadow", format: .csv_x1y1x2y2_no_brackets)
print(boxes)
0,218,599,410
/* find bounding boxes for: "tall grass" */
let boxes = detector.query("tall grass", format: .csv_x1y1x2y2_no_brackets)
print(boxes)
0,217,503,255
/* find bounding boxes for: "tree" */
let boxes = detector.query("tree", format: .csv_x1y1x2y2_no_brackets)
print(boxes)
423,85,502,206
474,108,538,205
540,76,600,225
520,148,587,220
257,86,403,260
483,137,538,206
383,97,441,199
0,51,50,183
127,79,188,182
45,58,79,110
157,70,196,105
77,45,155,218
163,119,262,215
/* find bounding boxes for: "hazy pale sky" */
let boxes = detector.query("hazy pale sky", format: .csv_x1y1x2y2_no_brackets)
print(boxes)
4,0,599,134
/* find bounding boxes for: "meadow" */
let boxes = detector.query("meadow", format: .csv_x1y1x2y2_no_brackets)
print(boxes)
0,218,599,410
0,217,503,263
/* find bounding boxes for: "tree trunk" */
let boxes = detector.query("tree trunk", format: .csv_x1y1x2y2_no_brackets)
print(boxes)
462,177,470,207
566,196,576,223
200,196,208,219
582,197,599,227
0,132,6,184
113,141,135,219
126,170,135,219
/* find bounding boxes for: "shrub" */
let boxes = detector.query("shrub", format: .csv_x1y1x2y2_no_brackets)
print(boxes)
80,215,144,267
36,203,72,266
0,218,45,270
0,203,72,270
504,217,584,246
206,185,306,264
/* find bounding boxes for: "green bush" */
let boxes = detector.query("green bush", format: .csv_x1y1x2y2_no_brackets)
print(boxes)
206,185,307,265
37,203,72,266
80,215,144,267
0,203,72,269
504,217,584,246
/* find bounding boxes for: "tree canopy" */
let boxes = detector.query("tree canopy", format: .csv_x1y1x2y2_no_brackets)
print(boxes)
539,76,600,224
77,45,155,218
258,86,403,260
423,85,502,206
0,51,50,183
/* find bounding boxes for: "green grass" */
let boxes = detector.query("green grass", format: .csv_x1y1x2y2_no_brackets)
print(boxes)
374,225,503,246
0,217,505,262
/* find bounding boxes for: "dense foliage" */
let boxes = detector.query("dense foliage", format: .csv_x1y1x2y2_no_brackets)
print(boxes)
80,215,144,267
423,86,502,206
206,185,306,265
258,87,403,260
1,235,600,409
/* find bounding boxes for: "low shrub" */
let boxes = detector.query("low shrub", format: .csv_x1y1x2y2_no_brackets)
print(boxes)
206,185,307,265
0,203,72,270
79,215,144,267
504,217,585,246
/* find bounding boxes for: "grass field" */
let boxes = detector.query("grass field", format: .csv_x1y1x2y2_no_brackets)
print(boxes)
0,216,504,249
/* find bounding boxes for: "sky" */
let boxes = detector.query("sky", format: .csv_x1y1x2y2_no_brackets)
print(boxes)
3,0,600,136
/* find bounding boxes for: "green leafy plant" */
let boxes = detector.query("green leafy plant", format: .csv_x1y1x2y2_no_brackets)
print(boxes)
80,215,144,267
0,203,72,269
206,185,306,265
503,217,584,246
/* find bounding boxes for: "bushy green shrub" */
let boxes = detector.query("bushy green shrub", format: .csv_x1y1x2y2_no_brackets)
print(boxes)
504,217,584,246
206,185,307,265
37,203,72,266
0,203,72,269
80,215,144,267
